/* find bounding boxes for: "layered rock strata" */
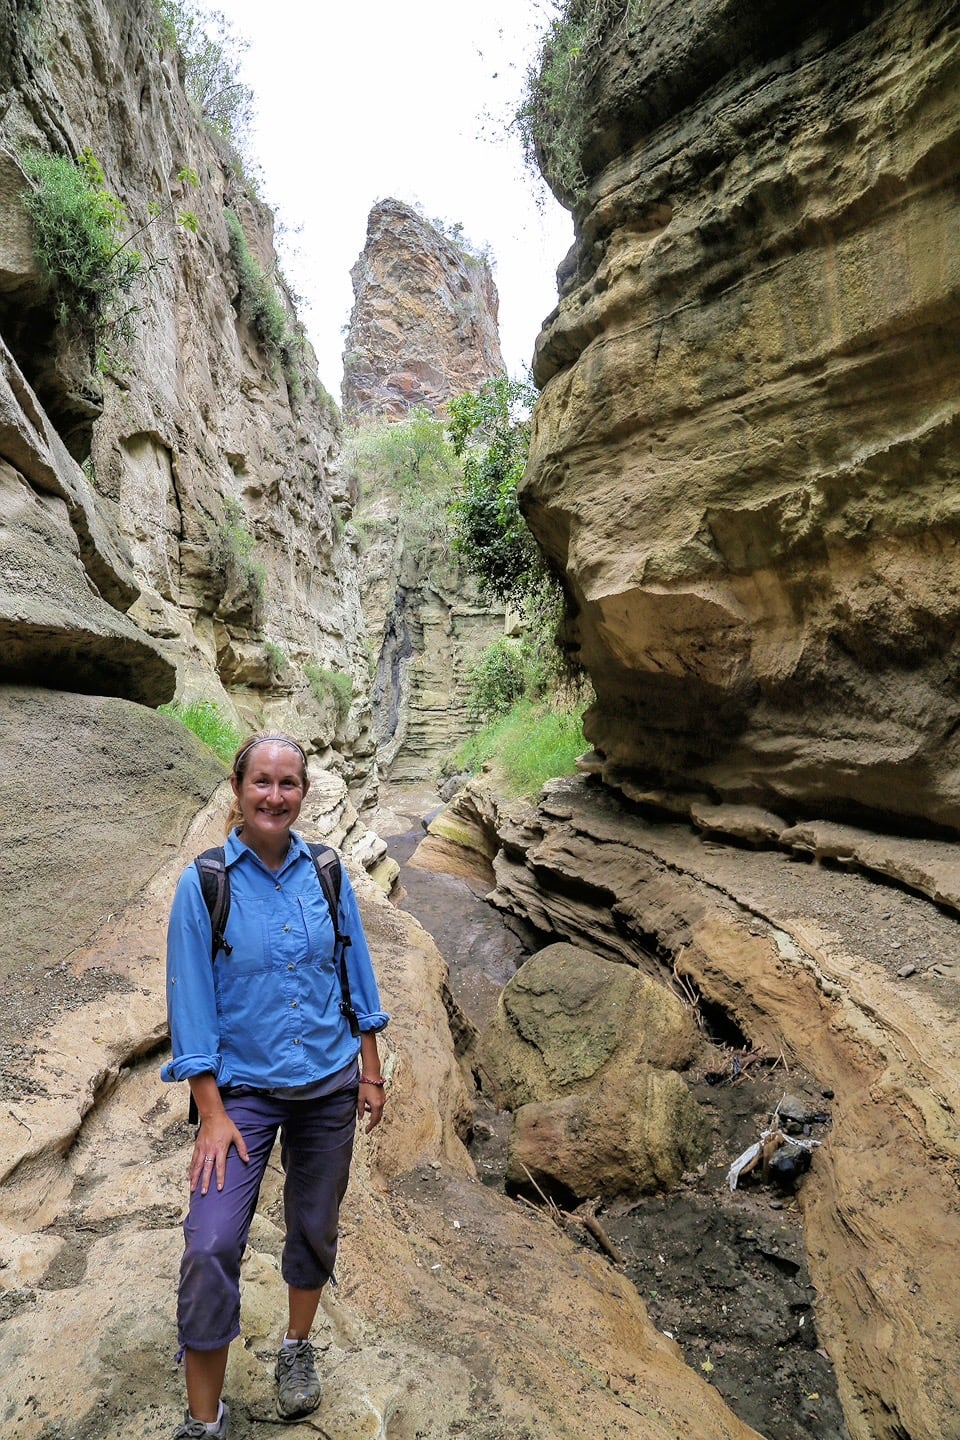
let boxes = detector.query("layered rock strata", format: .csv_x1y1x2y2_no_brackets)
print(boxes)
525,0,960,830
0,0,373,796
341,199,505,421
467,773,960,1440
358,492,507,781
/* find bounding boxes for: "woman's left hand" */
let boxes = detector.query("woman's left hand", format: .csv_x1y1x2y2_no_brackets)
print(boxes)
358,1080,385,1132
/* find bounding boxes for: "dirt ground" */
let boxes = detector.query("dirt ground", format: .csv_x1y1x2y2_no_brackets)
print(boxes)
382,789,851,1440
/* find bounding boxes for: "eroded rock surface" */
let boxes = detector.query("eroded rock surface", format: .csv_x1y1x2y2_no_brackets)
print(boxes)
341,199,504,421
484,774,960,1440
525,0,960,831
0,0,373,793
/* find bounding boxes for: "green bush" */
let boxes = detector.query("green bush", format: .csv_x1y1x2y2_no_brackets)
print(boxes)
224,207,304,399
159,698,243,764
448,375,544,608
466,638,526,722
20,147,142,331
305,665,353,725
346,406,461,547
209,496,266,604
517,0,642,205
452,698,587,799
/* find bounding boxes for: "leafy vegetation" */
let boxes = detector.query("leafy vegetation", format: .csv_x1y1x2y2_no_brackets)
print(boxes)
154,1,253,151
345,406,462,549
451,697,587,799
465,637,526,722
209,496,266,604
159,698,243,764
305,665,353,725
447,375,545,608
224,206,304,396
19,147,144,334
517,0,641,205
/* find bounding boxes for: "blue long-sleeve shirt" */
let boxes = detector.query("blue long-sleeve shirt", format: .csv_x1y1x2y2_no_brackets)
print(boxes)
161,829,388,1090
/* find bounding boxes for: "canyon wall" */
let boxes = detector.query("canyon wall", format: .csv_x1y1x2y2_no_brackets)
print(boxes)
345,200,509,781
525,0,960,832
0,0,374,802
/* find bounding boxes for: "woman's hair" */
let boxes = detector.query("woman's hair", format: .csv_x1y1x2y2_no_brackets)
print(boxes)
225,732,309,835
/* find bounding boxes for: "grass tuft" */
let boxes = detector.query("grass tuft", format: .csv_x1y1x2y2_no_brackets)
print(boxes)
159,699,244,765
452,698,587,799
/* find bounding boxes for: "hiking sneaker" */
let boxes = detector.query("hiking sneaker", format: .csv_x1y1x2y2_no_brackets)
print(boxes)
172,1401,229,1438
275,1337,321,1418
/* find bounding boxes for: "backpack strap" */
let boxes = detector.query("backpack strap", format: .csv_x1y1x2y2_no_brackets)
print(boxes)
307,842,360,1038
194,846,233,960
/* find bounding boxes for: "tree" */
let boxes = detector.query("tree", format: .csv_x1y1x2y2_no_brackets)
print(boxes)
447,375,543,608
155,1,253,149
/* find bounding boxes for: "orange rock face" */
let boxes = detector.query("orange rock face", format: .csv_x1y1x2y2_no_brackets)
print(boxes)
341,199,505,421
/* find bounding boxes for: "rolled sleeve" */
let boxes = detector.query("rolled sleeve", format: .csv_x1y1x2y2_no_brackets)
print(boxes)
161,866,223,1083
340,869,390,1033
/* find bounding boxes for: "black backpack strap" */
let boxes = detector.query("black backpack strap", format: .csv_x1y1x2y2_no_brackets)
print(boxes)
189,847,231,1130
194,846,233,960
307,842,360,1038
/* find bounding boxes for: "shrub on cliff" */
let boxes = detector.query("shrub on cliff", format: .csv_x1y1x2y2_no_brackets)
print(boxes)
154,0,253,152
305,665,353,727
20,147,143,333
448,375,543,607
224,206,304,398
517,0,641,204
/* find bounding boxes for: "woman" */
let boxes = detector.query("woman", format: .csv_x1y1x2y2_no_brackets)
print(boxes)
161,733,388,1439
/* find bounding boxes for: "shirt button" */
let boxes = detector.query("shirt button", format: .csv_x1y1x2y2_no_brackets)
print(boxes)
293,1037,301,1045
283,924,291,933
275,884,281,892
287,963,295,971
291,1000,298,1008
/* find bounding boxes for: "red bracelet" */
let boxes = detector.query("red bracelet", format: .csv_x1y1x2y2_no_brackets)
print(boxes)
360,1074,386,1087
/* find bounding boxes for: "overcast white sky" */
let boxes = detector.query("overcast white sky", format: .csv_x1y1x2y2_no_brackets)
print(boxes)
217,0,573,399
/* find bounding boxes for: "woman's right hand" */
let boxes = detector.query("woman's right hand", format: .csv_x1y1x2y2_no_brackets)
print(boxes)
190,1112,249,1194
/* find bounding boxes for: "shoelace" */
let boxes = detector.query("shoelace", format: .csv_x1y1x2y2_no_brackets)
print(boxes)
278,1340,315,1385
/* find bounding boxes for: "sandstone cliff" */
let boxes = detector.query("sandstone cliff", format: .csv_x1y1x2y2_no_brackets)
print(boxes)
341,198,505,421
344,201,509,780
524,0,960,832
0,0,373,796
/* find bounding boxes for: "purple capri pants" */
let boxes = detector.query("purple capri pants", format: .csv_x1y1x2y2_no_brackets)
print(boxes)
177,1084,358,1351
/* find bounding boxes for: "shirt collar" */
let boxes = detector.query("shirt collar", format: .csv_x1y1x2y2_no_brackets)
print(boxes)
225,827,309,874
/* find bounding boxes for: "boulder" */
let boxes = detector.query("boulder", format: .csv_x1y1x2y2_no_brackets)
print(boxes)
478,941,700,1111
507,1065,709,1203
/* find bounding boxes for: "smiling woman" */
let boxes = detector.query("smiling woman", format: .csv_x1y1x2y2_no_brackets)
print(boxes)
161,730,389,1439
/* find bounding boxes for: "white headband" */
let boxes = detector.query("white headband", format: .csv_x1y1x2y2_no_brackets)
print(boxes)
234,736,308,773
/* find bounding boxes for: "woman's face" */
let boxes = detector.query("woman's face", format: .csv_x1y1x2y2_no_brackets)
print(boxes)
231,743,307,851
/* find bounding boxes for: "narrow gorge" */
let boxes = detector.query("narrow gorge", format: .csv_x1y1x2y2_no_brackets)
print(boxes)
0,3,958,1440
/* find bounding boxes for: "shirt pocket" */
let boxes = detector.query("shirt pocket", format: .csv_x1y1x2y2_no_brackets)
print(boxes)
219,898,273,975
